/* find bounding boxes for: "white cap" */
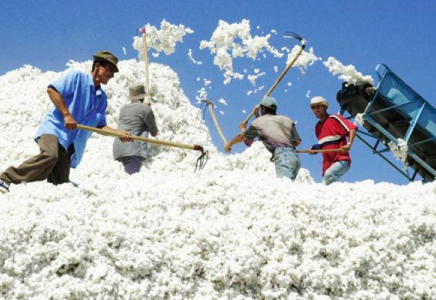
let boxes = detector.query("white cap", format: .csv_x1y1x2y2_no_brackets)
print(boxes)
310,96,329,108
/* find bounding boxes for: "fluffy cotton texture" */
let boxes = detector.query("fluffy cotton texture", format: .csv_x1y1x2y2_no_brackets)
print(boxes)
286,46,319,75
354,113,366,126
323,57,374,86
1,60,436,300
200,19,283,84
188,49,202,65
133,20,193,57
218,98,227,106
248,72,266,87
388,139,409,163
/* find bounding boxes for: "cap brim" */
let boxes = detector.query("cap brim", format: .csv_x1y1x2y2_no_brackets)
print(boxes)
310,103,329,108
128,93,146,101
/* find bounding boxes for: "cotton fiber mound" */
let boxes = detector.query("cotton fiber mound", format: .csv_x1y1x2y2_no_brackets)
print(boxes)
1,61,436,300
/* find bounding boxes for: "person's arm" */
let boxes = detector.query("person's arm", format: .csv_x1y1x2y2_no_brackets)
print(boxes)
224,133,246,153
144,106,159,137
47,87,77,130
100,125,133,143
340,128,356,153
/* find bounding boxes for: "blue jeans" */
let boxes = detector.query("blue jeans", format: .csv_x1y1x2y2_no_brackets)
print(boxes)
323,161,350,185
273,147,301,180
117,156,144,175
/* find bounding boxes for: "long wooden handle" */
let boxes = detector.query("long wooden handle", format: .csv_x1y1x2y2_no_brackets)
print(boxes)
243,46,305,125
206,102,228,145
297,148,343,154
77,124,202,152
141,28,151,106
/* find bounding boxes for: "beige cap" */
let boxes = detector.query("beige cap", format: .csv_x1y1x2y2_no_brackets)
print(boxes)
128,83,146,101
310,96,329,108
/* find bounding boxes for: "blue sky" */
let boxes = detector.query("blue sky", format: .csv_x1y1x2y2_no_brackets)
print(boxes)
1,0,435,184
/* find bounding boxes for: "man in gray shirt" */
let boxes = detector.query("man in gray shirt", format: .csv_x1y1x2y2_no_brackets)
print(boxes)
225,96,301,180
113,83,158,174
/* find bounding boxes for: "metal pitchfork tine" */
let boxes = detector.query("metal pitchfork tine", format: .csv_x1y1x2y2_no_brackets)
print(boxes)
194,146,208,172
284,31,306,49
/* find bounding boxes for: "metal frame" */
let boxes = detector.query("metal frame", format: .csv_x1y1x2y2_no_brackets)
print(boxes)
339,64,436,182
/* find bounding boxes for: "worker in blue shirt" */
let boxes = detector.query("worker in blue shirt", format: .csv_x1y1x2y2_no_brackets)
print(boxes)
0,51,132,193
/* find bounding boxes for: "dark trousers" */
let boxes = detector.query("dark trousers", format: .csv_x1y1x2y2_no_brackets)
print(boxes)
0,134,73,185
117,156,143,175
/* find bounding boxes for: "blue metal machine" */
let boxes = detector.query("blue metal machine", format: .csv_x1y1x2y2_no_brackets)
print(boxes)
337,64,436,182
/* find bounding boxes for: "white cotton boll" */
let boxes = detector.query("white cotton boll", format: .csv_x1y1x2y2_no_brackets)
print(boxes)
203,78,212,86
219,110,224,115
256,25,260,29
258,85,264,91
132,19,193,58
195,87,208,102
197,77,200,81
274,66,278,72
244,69,247,73
200,19,283,83
286,46,319,75
247,90,253,96
218,98,227,106
248,72,265,87
254,68,260,74
188,49,203,65
242,109,246,113
323,57,374,85
271,29,277,34
354,113,365,126
122,47,126,55
388,139,409,163
152,52,160,58
306,90,311,98
287,82,292,86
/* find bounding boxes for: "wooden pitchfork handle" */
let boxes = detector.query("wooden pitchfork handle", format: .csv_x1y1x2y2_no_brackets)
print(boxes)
76,124,203,153
296,148,344,154
141,27,151,106
205,100,228,145
243,41,306,125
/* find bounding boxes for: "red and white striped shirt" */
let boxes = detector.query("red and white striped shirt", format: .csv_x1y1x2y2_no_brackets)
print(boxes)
315,114,357,175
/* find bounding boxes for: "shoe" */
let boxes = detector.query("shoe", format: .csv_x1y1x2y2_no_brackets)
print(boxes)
0,179,10,193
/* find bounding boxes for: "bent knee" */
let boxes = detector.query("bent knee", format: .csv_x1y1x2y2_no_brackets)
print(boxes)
40,151,59,166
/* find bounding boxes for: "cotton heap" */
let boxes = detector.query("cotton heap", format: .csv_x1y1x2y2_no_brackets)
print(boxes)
0,59,435,300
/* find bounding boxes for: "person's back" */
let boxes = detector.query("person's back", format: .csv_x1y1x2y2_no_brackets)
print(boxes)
113,101,157,160
113,83,158,175
250,114,298,153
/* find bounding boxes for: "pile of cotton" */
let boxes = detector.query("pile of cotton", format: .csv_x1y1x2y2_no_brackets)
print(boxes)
0,60,435,300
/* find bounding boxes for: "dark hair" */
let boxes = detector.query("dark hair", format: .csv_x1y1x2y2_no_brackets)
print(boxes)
92,60,109,72
260,105,277,115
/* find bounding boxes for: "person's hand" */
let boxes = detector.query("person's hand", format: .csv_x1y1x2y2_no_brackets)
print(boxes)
340,144,351,153
119,130,133,143
63,113,77,130
239,122,246,132
224,143,232,153
253,106,260,118
309,144,320,155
